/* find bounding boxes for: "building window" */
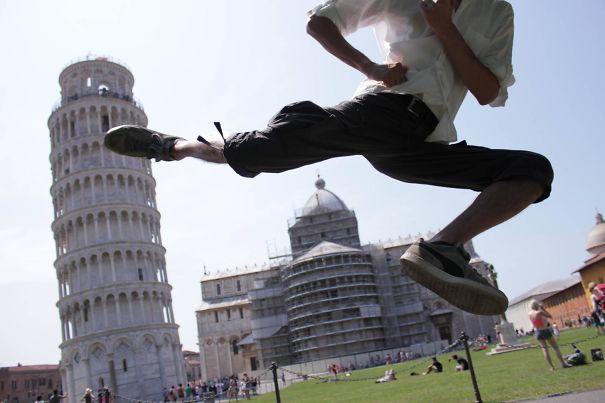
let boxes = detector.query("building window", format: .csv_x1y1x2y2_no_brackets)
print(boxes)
250,357,258,371
99,377,104,388
227,309,231,320
101,115,110,132
39,378,46,386
239,308,244,319
236,280,241,292
214,311,219,323
0,381,3,391
216,284,221,295
232,340,239,355
84,307,89,322
122,359,128,372
138,268,144,281
11,381,16,390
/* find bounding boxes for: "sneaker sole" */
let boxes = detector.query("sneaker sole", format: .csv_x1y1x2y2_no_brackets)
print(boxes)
401,251,508,315
104,125,157,158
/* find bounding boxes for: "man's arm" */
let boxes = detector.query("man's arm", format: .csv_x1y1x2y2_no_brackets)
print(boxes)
306,15,407,88
420,0,500,105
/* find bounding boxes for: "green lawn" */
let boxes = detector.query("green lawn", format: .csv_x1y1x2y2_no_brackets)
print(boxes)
252,328,605,403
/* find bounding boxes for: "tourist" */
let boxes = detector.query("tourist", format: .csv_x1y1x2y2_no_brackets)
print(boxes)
80,389,95,403
34,396,44,403
241,373,251,400
177,384,185,401
48,390,67,403
385,353,392,365
215,380,223,399
588,282,605,336
449,354,469,371
167,385,176,402
105,0,552,317
528,300,572,370
184,383,191,401
551,323,560,339
423,357,443,375
100,387,112,403
227,377,238,402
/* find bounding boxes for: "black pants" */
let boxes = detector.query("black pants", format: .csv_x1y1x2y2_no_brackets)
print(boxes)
223,93,553,202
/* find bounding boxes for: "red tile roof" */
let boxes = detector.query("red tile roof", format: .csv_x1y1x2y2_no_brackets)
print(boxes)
1,364,59,372
572,253,605,273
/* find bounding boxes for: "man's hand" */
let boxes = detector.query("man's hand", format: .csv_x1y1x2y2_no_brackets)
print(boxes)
363,62,408,87
420,0,456,36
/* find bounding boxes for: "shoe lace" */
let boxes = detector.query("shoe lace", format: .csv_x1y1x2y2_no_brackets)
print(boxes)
197,121,227,149
464,266,491,285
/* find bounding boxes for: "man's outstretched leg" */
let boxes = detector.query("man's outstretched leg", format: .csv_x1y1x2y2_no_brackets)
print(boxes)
104,125,226,164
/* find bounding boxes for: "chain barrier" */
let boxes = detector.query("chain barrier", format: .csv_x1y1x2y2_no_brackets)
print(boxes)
271,337,463,385
557,334,599,348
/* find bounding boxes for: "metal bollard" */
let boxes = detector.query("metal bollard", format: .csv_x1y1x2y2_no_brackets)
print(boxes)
460,332,483,403
271,362,282,403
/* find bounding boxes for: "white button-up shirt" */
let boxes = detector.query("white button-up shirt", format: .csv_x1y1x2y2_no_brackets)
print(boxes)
309,0,515,143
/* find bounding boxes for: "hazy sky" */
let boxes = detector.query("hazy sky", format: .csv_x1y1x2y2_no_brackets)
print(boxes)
1,0,604,367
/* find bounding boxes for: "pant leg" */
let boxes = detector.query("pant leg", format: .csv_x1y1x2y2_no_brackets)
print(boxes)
223,93,437,178
365,140,554,203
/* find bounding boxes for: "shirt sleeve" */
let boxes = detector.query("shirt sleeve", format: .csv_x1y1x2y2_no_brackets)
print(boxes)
308,0,389,37
479,3,515,107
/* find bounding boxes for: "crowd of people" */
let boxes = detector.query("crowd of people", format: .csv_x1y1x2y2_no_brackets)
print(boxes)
162,374,260,402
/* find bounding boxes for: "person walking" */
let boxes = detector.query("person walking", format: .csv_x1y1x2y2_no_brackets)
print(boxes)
105,0,552,316
48,390,67,403
80,389,95,403
528,300,571,371
588,282,605,336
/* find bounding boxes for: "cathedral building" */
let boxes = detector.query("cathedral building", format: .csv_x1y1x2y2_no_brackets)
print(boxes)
196,177,498,377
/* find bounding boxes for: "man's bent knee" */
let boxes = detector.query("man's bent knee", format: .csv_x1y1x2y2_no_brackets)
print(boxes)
503,151,554,203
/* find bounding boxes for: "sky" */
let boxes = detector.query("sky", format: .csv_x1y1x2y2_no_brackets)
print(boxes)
0,0,604,367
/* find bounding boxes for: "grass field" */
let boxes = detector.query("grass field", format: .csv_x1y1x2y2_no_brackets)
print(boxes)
252,328,605,403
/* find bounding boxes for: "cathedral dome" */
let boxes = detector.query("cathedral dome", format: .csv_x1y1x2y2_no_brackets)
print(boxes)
301,177,348,216
587,212,605,255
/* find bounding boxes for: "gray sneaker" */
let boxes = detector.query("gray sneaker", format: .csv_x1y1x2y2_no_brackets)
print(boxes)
104,125,183,162
401,239,508,315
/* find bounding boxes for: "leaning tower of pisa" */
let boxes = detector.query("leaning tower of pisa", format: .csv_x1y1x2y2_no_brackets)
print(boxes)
48,57,186,402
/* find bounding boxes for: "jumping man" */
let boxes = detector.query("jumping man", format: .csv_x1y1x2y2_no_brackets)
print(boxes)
104,0,553,315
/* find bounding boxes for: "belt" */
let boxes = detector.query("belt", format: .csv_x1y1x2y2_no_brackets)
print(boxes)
406,95,439,141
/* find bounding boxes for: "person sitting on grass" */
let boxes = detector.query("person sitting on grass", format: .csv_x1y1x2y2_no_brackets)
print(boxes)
423,357,443,375
528,300,572,371
449,354,469,371
375,369,397,383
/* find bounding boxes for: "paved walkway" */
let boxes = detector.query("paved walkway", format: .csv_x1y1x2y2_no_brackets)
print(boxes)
511,388,605,402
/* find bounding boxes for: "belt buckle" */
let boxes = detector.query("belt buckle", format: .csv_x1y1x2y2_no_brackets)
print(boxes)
407,96,421,118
